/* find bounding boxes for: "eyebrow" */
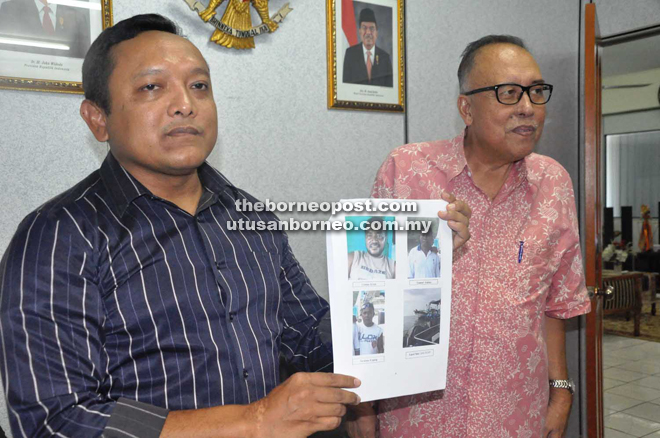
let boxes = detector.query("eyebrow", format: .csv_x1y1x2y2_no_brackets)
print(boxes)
531,79,546,84
191,67,211,77
131,67,211,81
132,68,163,80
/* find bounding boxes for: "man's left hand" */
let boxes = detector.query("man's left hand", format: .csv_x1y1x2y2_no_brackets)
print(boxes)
345,402,377,438
437,191,472,250
543,388,572,437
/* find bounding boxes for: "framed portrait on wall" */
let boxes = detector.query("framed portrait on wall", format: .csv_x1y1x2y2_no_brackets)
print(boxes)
326,0,405,112
0,0,112,94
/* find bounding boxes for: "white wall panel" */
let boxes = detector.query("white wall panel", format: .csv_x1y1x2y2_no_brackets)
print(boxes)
594,0,660,36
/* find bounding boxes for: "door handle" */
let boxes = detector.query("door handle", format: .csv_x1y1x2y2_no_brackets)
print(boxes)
587,285,614,299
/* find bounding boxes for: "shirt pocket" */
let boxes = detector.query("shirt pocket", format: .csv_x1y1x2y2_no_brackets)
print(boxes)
505,239,549,307
215,249,282,329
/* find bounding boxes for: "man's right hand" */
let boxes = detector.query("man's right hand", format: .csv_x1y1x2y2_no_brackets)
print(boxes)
245,372,361,437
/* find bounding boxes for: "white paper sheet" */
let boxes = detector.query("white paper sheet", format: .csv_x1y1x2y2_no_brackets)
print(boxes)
326,199,452,402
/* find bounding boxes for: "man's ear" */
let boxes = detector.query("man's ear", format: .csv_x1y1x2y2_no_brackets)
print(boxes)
457,95,473,126
80,99,109,142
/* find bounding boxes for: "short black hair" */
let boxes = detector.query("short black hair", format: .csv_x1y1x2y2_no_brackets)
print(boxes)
82,14,180,115
361,302,374,312
364,216,388,232
457,35,527,93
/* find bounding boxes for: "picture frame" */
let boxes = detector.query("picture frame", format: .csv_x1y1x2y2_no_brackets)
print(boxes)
0,0,113,94
326,0,405,112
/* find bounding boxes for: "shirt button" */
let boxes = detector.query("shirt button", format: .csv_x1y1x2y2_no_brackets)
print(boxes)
229,312,236,322
243,369,249,379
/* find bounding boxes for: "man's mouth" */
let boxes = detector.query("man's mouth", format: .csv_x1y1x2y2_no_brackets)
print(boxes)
166,126,200,136
511,125,536,136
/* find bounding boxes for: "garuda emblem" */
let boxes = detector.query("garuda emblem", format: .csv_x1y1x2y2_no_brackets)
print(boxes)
184,0,293,49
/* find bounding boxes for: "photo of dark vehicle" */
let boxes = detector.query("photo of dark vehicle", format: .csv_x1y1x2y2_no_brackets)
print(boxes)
403,299,440,347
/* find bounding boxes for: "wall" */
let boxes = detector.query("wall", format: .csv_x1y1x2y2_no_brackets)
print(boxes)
0,0,618,436
604,109,660,135
602,54,660,137
602,68,660,115
594,0,660,36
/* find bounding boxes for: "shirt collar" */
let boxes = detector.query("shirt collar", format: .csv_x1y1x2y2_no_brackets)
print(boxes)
362,43,375,59
99,152,232,217
432,130,468,182
498,159,529,200
34,0,57,15
438,129,531,190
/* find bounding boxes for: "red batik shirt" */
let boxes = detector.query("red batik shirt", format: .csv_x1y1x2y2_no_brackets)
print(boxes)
371,132,591,438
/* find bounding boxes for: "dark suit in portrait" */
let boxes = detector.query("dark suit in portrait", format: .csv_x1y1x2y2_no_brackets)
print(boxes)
0,0,91,58
343,43,393,88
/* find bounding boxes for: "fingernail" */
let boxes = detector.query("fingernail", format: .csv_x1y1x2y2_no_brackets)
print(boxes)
354,378,361,387
448,204,456,210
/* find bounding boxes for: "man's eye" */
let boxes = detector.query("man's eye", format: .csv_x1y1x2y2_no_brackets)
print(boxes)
141,84,158,91
192,83,209,90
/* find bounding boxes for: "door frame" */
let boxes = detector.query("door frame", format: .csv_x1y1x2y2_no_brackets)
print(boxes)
583,6,660,436
583,5,603,437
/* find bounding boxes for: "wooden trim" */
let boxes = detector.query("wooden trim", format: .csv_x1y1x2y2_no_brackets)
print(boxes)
584,3,604,438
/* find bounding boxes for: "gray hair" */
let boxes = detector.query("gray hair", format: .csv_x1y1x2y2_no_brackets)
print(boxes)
457,35,527,93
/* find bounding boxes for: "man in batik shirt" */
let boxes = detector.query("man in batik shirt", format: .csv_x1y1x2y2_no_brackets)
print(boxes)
370,35,590,437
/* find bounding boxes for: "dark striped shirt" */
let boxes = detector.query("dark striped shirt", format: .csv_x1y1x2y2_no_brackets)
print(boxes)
0,153,332,437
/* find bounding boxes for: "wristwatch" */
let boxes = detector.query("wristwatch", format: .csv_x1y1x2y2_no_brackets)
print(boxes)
549,379,575,395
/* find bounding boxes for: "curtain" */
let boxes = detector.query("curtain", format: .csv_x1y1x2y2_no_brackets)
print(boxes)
605,130,660,218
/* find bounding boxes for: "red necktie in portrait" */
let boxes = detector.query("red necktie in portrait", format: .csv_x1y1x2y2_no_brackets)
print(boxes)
366,51,372,81
42,5,55,34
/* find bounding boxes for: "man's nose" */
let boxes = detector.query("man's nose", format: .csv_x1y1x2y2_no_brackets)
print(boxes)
515,90,535,117
168,85,196,117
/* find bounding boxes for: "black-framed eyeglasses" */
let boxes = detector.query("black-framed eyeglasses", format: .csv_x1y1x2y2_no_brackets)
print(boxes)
463,83,554,105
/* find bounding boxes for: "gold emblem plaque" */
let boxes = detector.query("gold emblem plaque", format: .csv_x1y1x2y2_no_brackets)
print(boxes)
184,0,293,49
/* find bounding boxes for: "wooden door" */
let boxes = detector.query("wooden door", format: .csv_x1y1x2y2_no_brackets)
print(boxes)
584,4,604,438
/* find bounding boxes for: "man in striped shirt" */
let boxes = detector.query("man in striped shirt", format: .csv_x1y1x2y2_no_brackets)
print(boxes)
0,14,363,437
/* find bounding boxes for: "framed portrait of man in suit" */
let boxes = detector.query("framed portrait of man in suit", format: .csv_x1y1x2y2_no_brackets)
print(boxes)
327,0,404,112
0,0,112,94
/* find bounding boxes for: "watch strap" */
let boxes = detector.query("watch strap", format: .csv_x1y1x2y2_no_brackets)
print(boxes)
549,379,575,394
